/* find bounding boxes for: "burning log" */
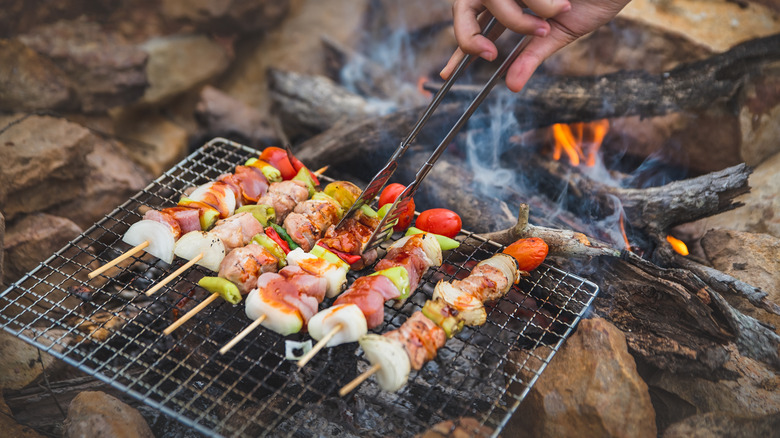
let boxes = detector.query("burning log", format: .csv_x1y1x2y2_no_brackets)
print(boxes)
529,158,753,237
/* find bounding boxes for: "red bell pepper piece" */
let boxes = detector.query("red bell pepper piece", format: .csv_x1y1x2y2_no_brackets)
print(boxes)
266,227,291,254
317,242,362,265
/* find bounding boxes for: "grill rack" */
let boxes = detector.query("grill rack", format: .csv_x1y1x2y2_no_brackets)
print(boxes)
0,138,599,437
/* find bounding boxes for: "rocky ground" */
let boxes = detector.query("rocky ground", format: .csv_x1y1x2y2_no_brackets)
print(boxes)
1,0,779,437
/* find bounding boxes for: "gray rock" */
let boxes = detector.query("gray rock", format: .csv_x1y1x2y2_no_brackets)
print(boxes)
0,39,72,112
111,107,189,177
19,17,148,112
2,214,82,284
48,139,152,230
140,34,230,105
0,115,93,221
663,412,780,438
0,331,60,391
692,151,780,239
647,344,780,420
160,0,290,34
64,391,154,438
505,317,657,438
739,62,780,167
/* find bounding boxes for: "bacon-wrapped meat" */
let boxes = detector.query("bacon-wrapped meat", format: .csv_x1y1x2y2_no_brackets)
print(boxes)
334,275,399,329
218,165,269,205
160,207,201,234
384,312,446,370
375,233,442,295
218,243,278,295
249,266,327,330
143,209,182,240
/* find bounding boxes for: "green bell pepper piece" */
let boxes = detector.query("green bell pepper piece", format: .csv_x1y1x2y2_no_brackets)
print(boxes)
270,223,299,250
236,204,275,226
371,266,411,300
292,167,317,197
252,233,287,267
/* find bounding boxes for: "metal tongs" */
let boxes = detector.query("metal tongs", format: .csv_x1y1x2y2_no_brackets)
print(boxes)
337,18,533,253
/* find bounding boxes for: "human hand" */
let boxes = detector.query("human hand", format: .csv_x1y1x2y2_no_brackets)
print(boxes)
441,0,632,92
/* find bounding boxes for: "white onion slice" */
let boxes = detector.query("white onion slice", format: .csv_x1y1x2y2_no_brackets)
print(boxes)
418,233,443,267
359,334,410,392
308,304,367,347
189,182,236,217
174,231,226,271
433,281,486,326
122,220,175,264
479,253,520,290
244,288,303,335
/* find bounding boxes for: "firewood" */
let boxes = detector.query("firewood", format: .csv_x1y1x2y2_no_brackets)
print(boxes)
267,68,375,139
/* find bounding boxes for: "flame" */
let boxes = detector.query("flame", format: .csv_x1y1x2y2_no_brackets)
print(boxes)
551,119,610,166
417,76,433,98
619,211,631,251
666,235,689,256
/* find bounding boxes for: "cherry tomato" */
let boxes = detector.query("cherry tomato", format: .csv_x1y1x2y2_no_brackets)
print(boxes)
502,238,549,272
378,183,404,207
378,183,415,232
259,147,296,180
415,208,462,238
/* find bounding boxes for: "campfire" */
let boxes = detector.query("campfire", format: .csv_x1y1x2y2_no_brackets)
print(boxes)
1,1,779,437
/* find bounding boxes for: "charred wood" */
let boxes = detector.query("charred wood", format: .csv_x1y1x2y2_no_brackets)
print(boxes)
427,33,780,129
660,248,780,318
528,158,752,236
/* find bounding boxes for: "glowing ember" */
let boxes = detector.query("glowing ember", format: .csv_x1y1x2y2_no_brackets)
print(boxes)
666,235,689,256
551,119,610,166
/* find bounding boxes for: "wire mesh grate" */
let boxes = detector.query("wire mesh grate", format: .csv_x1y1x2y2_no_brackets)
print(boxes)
0,138,599,437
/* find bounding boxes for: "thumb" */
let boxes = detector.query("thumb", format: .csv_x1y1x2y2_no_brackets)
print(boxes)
505,32,571,92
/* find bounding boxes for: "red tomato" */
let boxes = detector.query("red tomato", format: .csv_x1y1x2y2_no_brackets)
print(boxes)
502,238,548,272
259,147,296,180
378,183,415,232
378,183,404,207
415,208,462,238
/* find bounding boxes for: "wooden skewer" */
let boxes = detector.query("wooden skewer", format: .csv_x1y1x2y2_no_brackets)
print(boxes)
219,315,268,354
339,363,381,397
313,165,329,176
163,291,220,336
145,253,204,297
296,323,343,368
88,241,150,279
